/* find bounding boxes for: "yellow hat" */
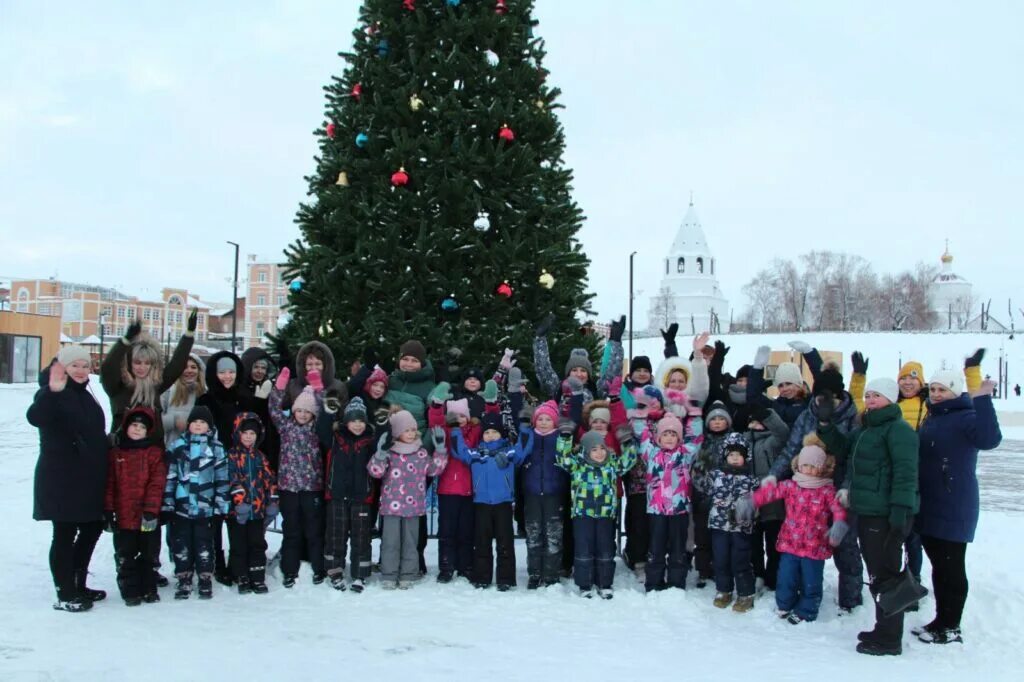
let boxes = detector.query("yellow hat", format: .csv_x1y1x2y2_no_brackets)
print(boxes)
898,361,925,382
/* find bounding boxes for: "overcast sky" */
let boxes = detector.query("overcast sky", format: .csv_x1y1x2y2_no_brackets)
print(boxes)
1,1,1021,326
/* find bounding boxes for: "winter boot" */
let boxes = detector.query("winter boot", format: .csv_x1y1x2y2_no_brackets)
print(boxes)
313,571,328,585
398,580,414,590
437,571,454,584
911,620,942,637
527,576,541,590
214,567,233,587
153,571,169,588
237,578,252,595
856,640,902,656
732,595,754,613
497,584,512,593
598,588,614,600
713,592,734,609
198,575,213,600
53,595,92,613
250,581,268,594
381,580,398,590
124,596,143,607
918,627,962,644
786,612,804,625
473,582,489,589
350,578,365,594
579,588,594,599
143,591,160,604
696,578,708,589
75,570,106,602
282,574,297,589
174,575,192,600
330,575,347,591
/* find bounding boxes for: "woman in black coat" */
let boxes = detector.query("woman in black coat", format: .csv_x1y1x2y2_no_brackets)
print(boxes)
26,347,109,612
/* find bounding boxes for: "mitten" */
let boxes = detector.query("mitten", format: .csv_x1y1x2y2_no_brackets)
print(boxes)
609,315,626,343
123,321,142,343
483,379,499,403
815,391,835,423
661,323,679,346
428,381,453,406
103,511,116,533
499,348,516,371
234,503,252,525
518,403,535,426
324,389,343,414
254,381,272,400
608,375,623,400
186,308,198,333
508,367,526,393
565,376,584,396
307,369,324,391
275,367,291,391
264,501,279,521
827,520,850,547
753,345,770,370
835,488,850,508
558,417,576,436
614,425,634,446
495,450,511,469
788,340,812,355
535,313,555,338
734,495,755,523
851,351,868,375
430,426,447,453
140,512,158,533
376,431,392,456
619,382,637,410
965,348,985,368
759,475,777,489
713,340,729,361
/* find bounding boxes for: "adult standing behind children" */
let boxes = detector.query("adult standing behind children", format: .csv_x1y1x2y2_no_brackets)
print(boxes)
27,348,110,612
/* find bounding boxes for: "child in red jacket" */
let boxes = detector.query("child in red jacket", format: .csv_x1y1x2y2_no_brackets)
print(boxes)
104,406,168,606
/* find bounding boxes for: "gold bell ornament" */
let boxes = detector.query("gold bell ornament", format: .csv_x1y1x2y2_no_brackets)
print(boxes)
335,171,350,187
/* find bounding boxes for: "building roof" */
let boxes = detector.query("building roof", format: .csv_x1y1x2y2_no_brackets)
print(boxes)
669,198,710,256
187,296,212,310
932,242,969,284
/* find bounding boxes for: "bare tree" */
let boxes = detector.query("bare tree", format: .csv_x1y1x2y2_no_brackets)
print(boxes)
647,286,677,335
741,267,780,332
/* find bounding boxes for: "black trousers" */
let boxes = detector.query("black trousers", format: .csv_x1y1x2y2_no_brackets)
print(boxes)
646,514,689,589
921,535,969,629
624,493,649,569
473,502,516,586
114,529,159,599
573,516,617,590
752,519,782,589
170,517,214,576
711,529,755,597
324,499,373,580
438,494,474,577
525,494,565,583
858,515,906,645
227,519,268,583
49,521,103,601
561,489,574,573
692,504,713,579
280,490,325,576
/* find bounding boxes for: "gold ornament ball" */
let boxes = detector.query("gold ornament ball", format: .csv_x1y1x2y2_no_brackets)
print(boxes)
409,94,424,111
539,269,555,289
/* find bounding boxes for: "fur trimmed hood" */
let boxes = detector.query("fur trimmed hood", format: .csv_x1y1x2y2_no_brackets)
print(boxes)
582,399,611,424
655,357,691,390
296,340,337,386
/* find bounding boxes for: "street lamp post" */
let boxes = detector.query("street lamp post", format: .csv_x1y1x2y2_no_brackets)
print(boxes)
98,314,107,364
629,251,637,363
227,241,240,353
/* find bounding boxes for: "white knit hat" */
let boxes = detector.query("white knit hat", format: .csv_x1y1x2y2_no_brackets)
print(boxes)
57,345,91,367
773,362,803,388
929,369,963,396
865,377,899,404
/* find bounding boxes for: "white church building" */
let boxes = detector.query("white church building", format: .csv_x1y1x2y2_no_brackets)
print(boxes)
647,199,730,335
929,241,1006,331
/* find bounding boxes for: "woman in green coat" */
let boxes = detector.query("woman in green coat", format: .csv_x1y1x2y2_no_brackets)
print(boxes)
817,377,919,657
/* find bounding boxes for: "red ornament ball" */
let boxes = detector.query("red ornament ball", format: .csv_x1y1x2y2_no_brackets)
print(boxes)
351,83,362,101
325,122,336,139
391,167,410,187
498,124,515,142
403,0,416,11
496,281,513,298
495,0,508,15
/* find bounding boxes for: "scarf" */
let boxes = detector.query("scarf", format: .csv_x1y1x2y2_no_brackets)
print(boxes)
793,472,831,489
391,438,424,455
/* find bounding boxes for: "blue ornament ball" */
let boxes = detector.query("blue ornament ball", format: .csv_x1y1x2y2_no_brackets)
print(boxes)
355,132,369,148
446,0,461,6
441,295,459,312
377,39,390,56
289,277,304,293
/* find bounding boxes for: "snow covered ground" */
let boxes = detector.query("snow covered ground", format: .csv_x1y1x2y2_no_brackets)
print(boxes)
1,378,1023,681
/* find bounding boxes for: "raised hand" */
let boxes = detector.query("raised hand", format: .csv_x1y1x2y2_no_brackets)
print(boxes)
430,426,447,453
753,345,770,369
483,379,499,403
693,331,711,353
535,313,556,338
713,340,729,361
851,351,868,375
609,315,626,343
275,366,291,391
48,361,68,392
186,308,198,333
965,348,985,368
971,379,997,398
508,367,526,394
788,340,812,355
307,369,324,391
499,348,517,371
557,417,576,436
662,323,680,345
428,381,453,406
124,320,142,342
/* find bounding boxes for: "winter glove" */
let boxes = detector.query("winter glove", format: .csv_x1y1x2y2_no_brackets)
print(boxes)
445,411,461,427
254,380,272,400
123,320,142,343
788,340,812,355
483,379,499,403
615,425,634,446
713,340,729,362
362,347,379,368
103,511,116,533
428,381,453,406
558,417,576,436
836,488,850,508
660,323,679,347
234,503,252,525
887,505,913,546
828,520,850,547
375,431,392,457
507,367,526,394
307,369,324,392
498,348,517,371
430,426,448,454
815,390,836,424
518,403,535,426
535,312,556,338
734,495,755,523
275,367,291,391
851,351,868,375
751,405,772,424
495,450,511,469
565,376,584,396
186,308,198,334
263,502,279,528
759,475,778,489
965,348,985,368
140,512,158,533
753,345,771,370
609,315,626,343
324,389,343,414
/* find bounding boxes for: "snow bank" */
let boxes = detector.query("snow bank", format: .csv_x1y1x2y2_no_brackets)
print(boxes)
1,384,1023,680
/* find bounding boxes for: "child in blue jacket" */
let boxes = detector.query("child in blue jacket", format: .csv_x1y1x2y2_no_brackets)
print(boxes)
452,414,531,590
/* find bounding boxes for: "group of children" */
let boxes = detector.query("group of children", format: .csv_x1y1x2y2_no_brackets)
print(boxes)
99,326,859,620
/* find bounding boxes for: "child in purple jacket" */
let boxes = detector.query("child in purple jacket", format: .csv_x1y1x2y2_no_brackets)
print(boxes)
368,410,448,589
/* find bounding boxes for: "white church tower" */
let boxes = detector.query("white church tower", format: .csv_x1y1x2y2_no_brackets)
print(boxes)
647,197,730,335
929,240,973,330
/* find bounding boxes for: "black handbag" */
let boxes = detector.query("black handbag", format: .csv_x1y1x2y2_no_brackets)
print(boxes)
875,551,929,618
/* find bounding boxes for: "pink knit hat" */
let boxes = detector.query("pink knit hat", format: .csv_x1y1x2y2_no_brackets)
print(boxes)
445,398,470,420
532,400,560,427
367,365,389,390
798,445,827,469
292,387,319,415
656,414,684,439
389,410,418,437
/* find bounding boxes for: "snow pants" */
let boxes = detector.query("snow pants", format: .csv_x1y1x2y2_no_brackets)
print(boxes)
573,516,617,591
114,528,159,599
474,502,516,587
280,490,324,577
170,517,214,577
859,515,906,646
711,529,755,597
437,494,474,578
646,513,689,590
227,519,268,584
776,552,825,621
624,492,649,569
380,515,420,583
525,494,564,583
324,499,373,581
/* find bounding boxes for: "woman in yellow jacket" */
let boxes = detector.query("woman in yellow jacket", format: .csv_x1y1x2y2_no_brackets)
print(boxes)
847,348,985,589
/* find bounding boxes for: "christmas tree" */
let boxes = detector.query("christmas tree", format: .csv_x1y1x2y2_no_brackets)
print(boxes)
279,0,595,383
